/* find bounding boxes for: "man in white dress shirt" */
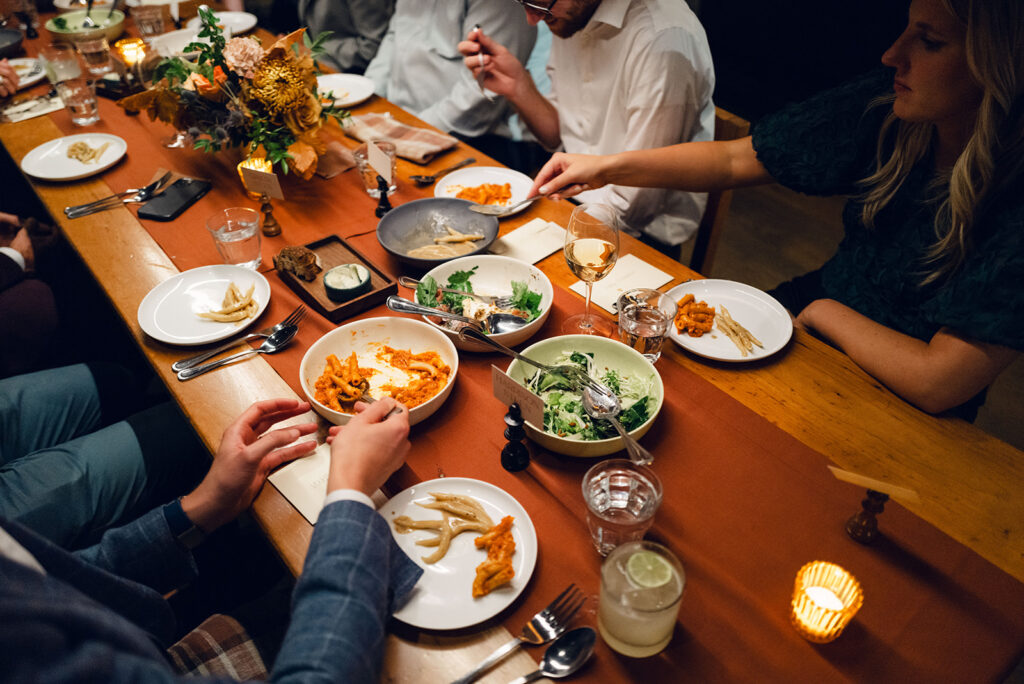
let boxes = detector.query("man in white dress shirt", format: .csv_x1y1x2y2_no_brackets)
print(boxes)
460,0,715,246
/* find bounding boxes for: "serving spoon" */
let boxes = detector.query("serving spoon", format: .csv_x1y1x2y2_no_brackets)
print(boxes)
386,296,528,335
81,0,99,28
508,627,596,684
468,194,546,217
582,385,655,466
409,157,476,186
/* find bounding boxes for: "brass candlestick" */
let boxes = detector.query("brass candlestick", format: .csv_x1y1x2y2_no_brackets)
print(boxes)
259,194,281,237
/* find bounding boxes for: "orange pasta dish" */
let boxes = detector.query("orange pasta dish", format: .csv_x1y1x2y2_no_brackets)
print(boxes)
455,182,512,206
473,516,516,598
314,352,374,411
314,348,451,413
377,346,451,408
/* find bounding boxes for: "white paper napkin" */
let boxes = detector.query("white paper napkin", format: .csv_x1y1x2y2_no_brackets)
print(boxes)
488,218,566,264
569,253,673,314
1,94,64,123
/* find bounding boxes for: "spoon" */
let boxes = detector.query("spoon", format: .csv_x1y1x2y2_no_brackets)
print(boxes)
469,194,546,217
508,627,596,684
81,0,99,28
386,296,529,335
177,325,297,381
409,157,476,186
582,385,655,466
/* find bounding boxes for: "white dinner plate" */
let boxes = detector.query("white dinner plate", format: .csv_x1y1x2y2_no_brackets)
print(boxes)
315,73,375,108
54,0,112,9
381,477,538,630
20,134,127,182
10,58,45,90
434,166,534,217
665,279,793,362
148,28,207,57
185,11,257,34
137,265,271,346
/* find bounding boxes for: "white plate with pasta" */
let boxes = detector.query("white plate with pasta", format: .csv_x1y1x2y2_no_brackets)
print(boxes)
381,477,538,630
665,279,793,362
434,166,534,217
20,134,128,182
137,265,270,345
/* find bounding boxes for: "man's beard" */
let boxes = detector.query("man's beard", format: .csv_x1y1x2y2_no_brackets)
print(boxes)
544,0,601,38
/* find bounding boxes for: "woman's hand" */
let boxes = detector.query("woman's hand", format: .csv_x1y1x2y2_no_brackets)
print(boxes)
326,398,410,496
181,399,317,532
528,152,612,200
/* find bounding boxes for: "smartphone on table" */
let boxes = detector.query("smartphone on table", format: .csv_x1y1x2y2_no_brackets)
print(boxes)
138,178,212,222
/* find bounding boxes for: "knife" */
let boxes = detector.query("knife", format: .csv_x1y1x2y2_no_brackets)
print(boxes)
64,171,173,217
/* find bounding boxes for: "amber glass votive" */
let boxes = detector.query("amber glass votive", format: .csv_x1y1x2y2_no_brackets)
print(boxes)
790,561,864,643
237,157,273,200
114,38,146,66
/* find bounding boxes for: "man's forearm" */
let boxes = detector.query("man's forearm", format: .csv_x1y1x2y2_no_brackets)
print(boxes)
509,77,561,150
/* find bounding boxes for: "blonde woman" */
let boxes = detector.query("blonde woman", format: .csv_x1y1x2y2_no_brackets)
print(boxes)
529,0,1023,419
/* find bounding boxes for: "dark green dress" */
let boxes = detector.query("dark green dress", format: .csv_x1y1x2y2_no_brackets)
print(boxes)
752,69,1024,352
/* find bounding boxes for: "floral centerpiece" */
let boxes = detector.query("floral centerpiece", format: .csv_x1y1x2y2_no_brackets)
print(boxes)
119,8,347,179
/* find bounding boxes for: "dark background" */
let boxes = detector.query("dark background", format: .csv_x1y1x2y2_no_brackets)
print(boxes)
695,0,908,122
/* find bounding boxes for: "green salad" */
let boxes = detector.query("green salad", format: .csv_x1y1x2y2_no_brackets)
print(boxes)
415,266,543,322
524,350,655,440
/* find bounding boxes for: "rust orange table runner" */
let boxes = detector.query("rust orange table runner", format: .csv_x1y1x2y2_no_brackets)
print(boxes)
39,84,1024,682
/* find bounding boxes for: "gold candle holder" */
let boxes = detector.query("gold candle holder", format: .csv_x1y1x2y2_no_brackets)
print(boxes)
237,157,272,200
790,561,863,643
114,38,147,92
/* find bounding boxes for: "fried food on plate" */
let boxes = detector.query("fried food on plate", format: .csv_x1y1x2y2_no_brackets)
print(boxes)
455,182,512,206
473,515,516,598
674,293,715,337
197,281,257,322
716,305,763,357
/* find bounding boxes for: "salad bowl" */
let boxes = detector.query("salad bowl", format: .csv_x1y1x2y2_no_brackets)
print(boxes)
506,335,664,458
414,255,554,351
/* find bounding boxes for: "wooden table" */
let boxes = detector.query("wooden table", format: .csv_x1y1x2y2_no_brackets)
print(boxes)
2,25,1023,682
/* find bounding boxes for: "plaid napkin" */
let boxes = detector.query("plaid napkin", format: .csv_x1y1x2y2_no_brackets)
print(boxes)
315,140,356,179
342,112,458,164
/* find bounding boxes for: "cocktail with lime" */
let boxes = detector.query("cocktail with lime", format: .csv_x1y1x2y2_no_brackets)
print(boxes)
598,541,684,657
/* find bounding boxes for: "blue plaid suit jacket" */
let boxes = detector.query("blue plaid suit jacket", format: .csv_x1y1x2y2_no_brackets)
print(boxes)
0,499,421,683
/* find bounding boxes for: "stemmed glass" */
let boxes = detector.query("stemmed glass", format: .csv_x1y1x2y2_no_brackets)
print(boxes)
562,203,620,335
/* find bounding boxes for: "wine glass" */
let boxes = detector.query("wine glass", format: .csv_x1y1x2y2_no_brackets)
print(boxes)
562,203,620,335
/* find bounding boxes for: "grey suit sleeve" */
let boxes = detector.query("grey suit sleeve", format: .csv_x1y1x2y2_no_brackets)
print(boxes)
74,506,198,594
271,499,422,684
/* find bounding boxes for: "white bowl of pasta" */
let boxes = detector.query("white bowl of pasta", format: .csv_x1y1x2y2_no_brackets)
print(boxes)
505,335,664,458
413,255,554,352
300,317,459,426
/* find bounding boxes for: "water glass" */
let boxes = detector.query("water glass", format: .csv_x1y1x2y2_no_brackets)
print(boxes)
617,288,678,362
353,141,397,198
40,43,82,84
207,208,262,270
598,541,685,657
132,4,165,42
74,31,112,76
56,78,100,126
582,458,662,556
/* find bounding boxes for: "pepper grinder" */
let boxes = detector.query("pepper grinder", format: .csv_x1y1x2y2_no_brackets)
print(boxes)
500,402,530,472
374,175,392,218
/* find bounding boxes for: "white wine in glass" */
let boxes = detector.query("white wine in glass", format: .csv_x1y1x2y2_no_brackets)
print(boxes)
563,203,620,335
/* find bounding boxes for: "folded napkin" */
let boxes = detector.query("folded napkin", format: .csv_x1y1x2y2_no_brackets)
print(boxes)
488,218,567,265
0,91,64,124
342,112,458,164
314,140,356,179
569,253,673,314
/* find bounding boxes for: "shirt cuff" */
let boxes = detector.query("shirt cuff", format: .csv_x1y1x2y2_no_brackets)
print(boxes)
0,247,25,271
324,488,375,510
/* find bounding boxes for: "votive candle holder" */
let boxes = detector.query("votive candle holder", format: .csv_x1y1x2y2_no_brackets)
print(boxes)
790,561,863,643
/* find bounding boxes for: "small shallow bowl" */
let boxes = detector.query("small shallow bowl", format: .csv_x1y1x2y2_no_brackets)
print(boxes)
506,335,665,458
46,9,126,43
416,255,554,352
299,316,459,427
377,197,499,269
0,29,23,58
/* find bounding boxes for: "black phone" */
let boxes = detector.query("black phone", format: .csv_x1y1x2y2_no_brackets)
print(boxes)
138,178,212,222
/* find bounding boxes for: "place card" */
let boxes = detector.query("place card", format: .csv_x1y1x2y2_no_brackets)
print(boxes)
488,218,566,264
568,253,673,314
827,466,921,504
239,166,284,200
491,365,544,427
367,140,393,185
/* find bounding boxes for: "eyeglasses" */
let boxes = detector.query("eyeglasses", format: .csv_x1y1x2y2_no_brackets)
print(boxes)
515,0,557,17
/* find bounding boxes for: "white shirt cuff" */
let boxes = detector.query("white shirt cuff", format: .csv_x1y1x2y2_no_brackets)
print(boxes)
0,247,25,271
324,489,375,510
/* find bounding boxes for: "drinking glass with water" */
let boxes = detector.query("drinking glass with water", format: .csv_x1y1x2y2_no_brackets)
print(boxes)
56,78,99,126
581,458,662,556
617,288,678,363
207,207,262,270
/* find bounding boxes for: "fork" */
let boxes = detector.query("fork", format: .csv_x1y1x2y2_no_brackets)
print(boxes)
449,584,585,684
398,276,515,309
473,25,494,103
65,171,174,219
171,305,307,372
